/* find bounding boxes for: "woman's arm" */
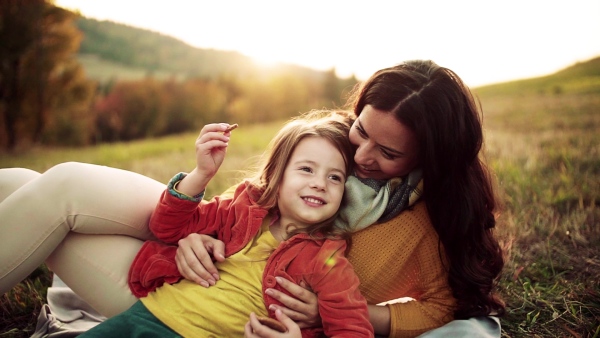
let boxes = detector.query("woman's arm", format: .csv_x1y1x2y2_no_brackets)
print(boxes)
267,275,393,336
367,304,391,336
266,280,390,332
175,233,226,287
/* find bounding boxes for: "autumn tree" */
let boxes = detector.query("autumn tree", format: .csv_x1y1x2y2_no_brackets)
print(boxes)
0,1,95,149
0,0,44,148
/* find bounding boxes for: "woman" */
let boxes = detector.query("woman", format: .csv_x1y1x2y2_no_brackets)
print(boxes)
186,60,506,337
0,60,504,337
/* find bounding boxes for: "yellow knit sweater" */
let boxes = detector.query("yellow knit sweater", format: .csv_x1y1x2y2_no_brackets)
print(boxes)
347,201,456,338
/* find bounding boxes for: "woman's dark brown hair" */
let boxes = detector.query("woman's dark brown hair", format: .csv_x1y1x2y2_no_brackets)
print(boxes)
348,60,505,318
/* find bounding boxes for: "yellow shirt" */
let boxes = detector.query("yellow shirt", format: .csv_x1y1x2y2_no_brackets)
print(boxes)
142,220,278,337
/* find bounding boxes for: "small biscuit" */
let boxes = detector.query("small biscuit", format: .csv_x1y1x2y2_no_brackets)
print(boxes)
224,123,238,133
256,316,287,333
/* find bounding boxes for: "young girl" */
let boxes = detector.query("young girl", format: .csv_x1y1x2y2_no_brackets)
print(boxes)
79,110,374,337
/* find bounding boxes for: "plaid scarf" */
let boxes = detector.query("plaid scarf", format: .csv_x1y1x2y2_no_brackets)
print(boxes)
334,169,423,233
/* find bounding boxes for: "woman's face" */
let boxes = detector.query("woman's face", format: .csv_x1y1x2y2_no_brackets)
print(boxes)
349,105,420,180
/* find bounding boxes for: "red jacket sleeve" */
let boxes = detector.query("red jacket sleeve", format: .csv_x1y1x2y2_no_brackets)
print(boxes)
308,241,374,337
129,182,267,296
128,241,182,298
149,188,235,244
128,185,237,297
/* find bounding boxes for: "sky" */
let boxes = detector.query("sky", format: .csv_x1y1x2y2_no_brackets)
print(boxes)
55,0,600,87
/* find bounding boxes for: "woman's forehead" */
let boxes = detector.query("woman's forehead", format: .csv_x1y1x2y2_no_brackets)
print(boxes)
358,105,417,154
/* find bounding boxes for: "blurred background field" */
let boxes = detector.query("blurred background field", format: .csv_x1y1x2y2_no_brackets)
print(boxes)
1,2,599,337
0,120,283,199
2,70,599,337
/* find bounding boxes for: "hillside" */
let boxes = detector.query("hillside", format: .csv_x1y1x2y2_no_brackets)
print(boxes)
474,56,600,96
75,17,329,83
74,16,600,95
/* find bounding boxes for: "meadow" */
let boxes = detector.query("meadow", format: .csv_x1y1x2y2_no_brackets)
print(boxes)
1,87,599,337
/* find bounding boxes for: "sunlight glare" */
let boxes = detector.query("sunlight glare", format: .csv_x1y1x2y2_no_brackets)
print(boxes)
54,0,600,87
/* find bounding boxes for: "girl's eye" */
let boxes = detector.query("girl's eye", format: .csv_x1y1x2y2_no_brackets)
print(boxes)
299,166,312,173
329,174,343,182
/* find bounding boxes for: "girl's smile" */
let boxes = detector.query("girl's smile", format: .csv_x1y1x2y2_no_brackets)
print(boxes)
276,136,346,231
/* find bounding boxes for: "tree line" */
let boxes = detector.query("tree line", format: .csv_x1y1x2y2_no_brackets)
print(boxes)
0,1,357,150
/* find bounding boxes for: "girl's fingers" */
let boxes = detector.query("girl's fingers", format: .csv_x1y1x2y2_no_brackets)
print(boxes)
198,123,237,138
274,309,301,335
245,312,296,338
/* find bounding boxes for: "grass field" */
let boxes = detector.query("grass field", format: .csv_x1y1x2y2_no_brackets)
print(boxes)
1,87,599,336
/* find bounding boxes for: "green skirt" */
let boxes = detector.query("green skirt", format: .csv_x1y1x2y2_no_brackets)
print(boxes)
78,300,181,338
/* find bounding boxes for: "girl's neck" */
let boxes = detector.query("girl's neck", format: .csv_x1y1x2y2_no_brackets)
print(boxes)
269,220,287,242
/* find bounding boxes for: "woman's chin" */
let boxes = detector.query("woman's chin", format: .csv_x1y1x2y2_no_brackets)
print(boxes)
354,167,376,179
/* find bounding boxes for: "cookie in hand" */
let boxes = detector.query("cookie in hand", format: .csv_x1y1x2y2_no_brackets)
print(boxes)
256,316,287,333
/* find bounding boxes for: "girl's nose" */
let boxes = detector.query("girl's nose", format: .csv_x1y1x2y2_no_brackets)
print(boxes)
310,175,326,191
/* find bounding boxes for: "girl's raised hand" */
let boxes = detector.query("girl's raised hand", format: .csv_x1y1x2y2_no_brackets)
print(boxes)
177,123,237,196
194,123,236,179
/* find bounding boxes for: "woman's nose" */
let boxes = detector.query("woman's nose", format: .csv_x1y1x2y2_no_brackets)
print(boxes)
354,142,375,166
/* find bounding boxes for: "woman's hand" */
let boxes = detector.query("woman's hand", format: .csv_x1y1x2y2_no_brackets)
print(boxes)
264,277,321,329
175,233,225,288
244,310,301,338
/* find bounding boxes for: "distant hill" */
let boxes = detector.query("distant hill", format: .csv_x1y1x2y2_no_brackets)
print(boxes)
474,56,600,96
75,17,330,83
74,17,599,97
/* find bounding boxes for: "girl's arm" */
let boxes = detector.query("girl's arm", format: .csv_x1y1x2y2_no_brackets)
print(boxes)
149,123,236,242
177,123,233,196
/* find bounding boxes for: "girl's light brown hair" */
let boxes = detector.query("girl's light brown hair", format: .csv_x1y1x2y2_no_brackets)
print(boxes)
247,109,355,238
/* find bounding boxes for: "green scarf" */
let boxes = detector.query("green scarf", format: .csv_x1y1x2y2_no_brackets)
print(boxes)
334,169,423,233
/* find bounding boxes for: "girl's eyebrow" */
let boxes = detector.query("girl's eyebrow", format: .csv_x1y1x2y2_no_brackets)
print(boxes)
295,159,347,178
357,119,405,156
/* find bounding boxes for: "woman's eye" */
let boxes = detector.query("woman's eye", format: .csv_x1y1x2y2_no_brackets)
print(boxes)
381,149,397,160
356,125,367,138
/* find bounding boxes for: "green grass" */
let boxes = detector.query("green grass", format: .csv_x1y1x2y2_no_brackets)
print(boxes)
479,88,600,337
0,120,283,200
78,54,184,83
1,89,599,337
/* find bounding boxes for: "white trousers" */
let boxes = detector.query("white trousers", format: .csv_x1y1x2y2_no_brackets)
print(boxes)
0,162,165,317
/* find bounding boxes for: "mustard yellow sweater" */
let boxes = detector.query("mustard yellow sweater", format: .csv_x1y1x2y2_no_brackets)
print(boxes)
347,201,456,338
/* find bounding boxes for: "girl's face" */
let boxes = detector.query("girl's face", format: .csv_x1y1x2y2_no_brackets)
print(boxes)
349,105,420,180
277,136,346,229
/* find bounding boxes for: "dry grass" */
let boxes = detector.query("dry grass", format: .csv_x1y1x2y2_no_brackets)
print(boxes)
480,90,600,337
1,89,599,337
